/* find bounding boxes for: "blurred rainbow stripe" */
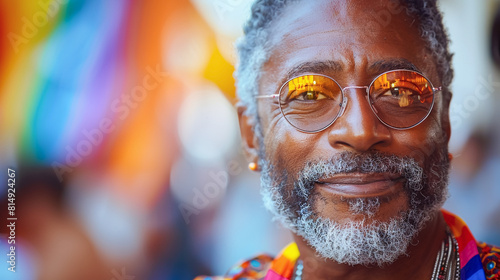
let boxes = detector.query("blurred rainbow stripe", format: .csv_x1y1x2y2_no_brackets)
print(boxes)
0,0,237,208
0,0,185,208
0,0,132,162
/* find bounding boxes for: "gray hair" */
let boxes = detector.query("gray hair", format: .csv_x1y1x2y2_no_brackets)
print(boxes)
235,0,454,120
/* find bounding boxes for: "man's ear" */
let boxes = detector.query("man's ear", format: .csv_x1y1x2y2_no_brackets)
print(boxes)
237,102,261,169
443,116,451,143
441,94,452,144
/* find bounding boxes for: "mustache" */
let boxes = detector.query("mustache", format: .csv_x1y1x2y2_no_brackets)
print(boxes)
293,151,424,199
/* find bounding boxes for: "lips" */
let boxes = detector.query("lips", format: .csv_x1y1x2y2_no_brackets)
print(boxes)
315,173,404,198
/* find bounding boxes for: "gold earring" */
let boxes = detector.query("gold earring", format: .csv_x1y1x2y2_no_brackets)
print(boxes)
448,153,453,162
248,162,258,171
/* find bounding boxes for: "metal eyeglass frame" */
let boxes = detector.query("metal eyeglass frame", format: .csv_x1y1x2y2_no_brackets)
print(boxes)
255,69,442,133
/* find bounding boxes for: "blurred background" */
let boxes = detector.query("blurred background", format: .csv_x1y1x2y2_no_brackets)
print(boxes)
0,0,498,279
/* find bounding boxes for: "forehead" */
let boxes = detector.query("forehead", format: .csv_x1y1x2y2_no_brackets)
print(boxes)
263,0,433,85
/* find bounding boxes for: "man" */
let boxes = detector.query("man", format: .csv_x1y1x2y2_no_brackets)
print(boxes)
196,0,500,279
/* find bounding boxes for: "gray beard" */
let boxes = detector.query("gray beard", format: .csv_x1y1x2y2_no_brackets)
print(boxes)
259,150,449,267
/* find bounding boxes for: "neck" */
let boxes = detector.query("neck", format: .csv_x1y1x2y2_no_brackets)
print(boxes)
292,210,447,280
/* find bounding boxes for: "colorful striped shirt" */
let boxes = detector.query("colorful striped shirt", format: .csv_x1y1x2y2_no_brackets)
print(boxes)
196,210,500,280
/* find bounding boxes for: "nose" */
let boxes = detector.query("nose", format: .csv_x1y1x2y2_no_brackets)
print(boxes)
327,88,392,152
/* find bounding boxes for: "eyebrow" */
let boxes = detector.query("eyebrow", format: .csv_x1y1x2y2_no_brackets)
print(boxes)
280,58,421,88
368,58,420,73
285,60,343,81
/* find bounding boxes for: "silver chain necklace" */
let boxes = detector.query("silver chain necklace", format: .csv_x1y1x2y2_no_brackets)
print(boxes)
293,260,303,280
292,231,460,280
430,230,461,280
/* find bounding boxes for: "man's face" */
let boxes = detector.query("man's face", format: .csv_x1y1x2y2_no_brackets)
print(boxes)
244,0,451,266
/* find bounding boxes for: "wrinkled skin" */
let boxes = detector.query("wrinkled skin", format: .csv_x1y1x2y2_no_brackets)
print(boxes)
238,0,452,279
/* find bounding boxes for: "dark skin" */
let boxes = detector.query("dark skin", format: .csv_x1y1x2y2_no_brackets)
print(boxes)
238,0,451,279
294,211,446,280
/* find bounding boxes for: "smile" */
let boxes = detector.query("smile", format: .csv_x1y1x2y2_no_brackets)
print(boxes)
315,173,404,198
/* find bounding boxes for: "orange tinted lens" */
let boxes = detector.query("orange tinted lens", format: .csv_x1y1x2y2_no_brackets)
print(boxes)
369,71,434,128
280,75,343,132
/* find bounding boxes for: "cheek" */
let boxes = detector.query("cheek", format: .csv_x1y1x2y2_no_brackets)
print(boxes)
394,112,447,165
263,122,323,175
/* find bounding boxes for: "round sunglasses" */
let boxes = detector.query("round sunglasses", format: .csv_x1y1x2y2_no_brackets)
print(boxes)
256,69,442,133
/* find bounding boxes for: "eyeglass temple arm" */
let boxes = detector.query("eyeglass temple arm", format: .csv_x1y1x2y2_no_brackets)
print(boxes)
255,94,279,99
